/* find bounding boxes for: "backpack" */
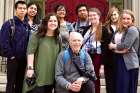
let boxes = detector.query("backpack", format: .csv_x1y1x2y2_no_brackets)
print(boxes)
0,19,15,57
63,49,86,64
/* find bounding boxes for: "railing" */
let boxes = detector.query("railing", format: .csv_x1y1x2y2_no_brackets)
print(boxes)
0,57,7,73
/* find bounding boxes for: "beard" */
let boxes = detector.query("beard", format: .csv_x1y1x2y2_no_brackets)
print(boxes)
79,15,88,21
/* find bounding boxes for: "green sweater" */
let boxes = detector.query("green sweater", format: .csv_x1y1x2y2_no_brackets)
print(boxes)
22,33,61,92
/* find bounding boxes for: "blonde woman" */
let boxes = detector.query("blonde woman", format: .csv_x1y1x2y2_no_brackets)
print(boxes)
109,9,139,93
82,8,102,93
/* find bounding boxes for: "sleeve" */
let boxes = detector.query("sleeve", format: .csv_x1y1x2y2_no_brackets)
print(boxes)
55,52,71,89
27,32,39,54
101,27,112,64
66,22,75,32
117,26,138,49
0,21,15,58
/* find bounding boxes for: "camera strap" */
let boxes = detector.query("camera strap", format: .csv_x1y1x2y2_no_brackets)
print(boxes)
82,31,94,48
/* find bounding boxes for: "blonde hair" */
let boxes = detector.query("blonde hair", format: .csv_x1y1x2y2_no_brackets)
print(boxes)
118,9,135,32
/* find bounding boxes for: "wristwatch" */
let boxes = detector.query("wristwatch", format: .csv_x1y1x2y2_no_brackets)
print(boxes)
27,66,34,70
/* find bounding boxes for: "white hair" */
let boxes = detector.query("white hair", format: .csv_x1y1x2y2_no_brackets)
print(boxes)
69,31,83,41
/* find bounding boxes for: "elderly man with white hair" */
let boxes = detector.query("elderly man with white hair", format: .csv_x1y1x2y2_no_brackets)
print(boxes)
55,31,96,93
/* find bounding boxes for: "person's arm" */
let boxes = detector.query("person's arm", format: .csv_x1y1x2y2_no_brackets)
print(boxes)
26,32,39,77
0,21,15,58
55,52,72,90
109,26,138,53
117,27,138,50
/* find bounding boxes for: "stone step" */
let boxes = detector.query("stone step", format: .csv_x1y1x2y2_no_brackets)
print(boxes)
0,75,140,92
0,73,6,84
0,83,140,93
0,84,6,92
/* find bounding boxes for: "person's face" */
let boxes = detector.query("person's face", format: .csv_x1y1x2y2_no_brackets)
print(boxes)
56,7,66,18
121,13,133,28
27,4,37,17
47,16,58,31
15,4,27,19
78,6,88,20
111,11,119,23
69,35,83,53
88,11,100,25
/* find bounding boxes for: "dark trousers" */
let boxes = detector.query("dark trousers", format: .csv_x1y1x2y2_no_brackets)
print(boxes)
92,54,101,93
104,65,115,93
114,54,139,93
28,85,54,93
6,57,27,93
70,80,95,93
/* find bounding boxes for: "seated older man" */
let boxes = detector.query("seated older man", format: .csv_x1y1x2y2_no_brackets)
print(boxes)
55,31,96,93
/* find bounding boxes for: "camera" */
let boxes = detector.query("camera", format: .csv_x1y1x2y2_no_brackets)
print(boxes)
88,48,96,55
26,74,36,87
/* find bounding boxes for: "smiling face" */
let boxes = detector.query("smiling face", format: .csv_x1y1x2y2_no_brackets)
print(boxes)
121,13,133,28
69,32,83,53
56,7,66,18
27,4,37,17
47,15,58,31
111,11,119,23
88,11,100,25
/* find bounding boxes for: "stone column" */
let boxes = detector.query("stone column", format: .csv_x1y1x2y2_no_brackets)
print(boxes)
0,0,5,28
132,0,140,27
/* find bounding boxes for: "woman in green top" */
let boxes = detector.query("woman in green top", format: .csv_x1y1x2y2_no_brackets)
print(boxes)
23,13,61,93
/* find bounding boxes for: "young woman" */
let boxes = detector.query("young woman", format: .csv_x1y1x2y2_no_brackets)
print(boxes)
26,2,40,35
82,8,102,93
55,4,74,49
23,13,62,93
101,6,120,93
109,9,139,93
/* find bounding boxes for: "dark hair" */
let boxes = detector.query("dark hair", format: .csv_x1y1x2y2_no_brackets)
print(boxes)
15,0,26,9
37,13,60,38
76,3,88,15
54,4,67,13
27,2,40,24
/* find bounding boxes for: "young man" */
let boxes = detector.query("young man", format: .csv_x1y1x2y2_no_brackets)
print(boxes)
73,4,89,36
0,1,29,93
55,32,96,93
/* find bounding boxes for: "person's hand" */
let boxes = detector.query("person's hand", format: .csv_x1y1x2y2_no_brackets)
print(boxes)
68,81,81,92
75,77,85,85
99,65,104,78
109,42,116,50
26,68,34,78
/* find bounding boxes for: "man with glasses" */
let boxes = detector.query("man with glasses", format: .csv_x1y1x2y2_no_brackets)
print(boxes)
0,1,29,93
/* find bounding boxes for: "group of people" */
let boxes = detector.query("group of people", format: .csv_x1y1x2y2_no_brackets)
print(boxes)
0,0,139,93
